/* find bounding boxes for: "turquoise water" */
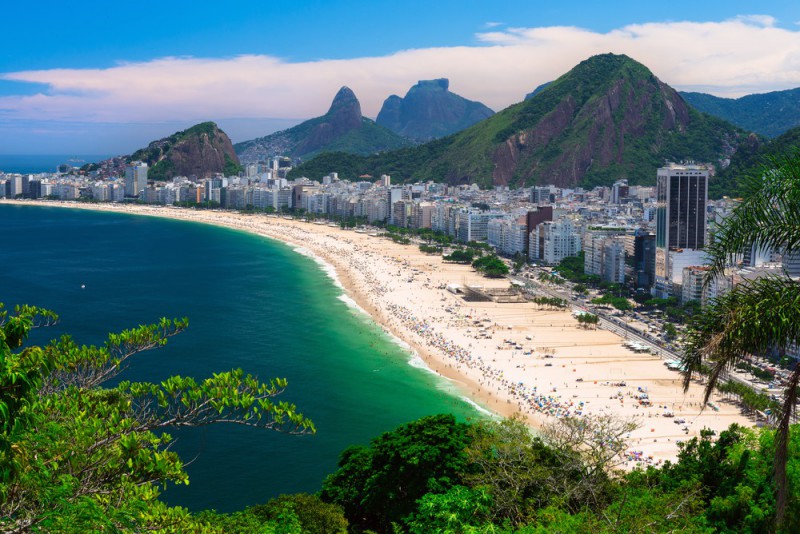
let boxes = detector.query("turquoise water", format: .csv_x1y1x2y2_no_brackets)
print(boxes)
0,203,482,512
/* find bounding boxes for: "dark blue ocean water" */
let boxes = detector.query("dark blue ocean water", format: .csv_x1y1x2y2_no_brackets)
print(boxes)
0,154,111,174
0,203,481,512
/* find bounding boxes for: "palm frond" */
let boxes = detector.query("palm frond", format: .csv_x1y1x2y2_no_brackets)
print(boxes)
682,275,800,393
705,150,800,281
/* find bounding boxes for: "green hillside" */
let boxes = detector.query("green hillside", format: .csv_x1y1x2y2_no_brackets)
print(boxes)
681,88,800,138
711,126,800,198
127,121,241,180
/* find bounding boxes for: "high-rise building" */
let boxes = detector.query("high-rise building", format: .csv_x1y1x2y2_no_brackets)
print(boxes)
529,218,581,265
610,179,629,204
654,163,709,297
784,250,800,278
124,161,148,198
633,231,656,290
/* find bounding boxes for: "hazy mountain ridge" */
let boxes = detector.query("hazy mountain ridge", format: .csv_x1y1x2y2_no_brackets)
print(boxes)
376,78,494,141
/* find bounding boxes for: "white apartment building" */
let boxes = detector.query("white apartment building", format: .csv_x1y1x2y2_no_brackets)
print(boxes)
488,217,528,256
529,218,581,265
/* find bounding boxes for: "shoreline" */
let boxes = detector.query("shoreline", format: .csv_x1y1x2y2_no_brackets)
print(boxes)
2,199,754,466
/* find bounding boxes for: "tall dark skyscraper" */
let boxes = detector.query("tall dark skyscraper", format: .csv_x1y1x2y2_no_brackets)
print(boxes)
654,163,709,297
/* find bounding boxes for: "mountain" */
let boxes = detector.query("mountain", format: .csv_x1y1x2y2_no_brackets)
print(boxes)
290,54,749,189
375,79,494,141
680,88,800,138
709,126,800,199
235,87,411,162
127,122,241,180
524,82,552,100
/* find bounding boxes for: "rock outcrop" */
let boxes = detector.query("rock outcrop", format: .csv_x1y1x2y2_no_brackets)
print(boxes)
376,78,494,141
128,122,241,179
235,87,411,162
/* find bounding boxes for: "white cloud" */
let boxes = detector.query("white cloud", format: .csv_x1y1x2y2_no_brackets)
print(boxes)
1,15,799,128
484,21,504,28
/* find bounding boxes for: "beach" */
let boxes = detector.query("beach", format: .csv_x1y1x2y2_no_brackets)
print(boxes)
3,199,754,467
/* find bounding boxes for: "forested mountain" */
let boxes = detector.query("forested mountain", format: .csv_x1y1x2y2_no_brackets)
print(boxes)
681,87,800,138
711,126,800,198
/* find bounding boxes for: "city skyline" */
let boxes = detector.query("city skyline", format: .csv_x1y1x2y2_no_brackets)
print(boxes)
1,1,800,154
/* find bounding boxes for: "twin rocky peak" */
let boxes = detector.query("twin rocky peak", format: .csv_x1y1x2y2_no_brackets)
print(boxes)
234,80,494,161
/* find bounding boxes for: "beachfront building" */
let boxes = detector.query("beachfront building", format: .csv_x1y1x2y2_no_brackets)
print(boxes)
392,200,412,228
410,202,433,230
487,216,528,256
457,210,504,243
654,162,709,297
124,161,148,198
365,196,389,223
681,266,708,304
602,238,626,284
632,231,656,290
584,228,629,283
529,218,582,265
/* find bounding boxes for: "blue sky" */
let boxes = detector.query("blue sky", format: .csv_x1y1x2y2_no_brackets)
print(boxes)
2,0,799,154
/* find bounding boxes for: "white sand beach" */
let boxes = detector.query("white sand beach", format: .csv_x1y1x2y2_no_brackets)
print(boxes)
3,199,754,467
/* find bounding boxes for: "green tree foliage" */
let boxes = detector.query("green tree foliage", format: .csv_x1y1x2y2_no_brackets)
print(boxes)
223,153,243,176
465,417,609,526
591,294,632,311
403,485,494,534
472,254,510,278
0,303,314,532
682,151,800,524
530,297,568,310
320,414,471,533
663,322,678,340
576,313,599,328
512,252,527,273
319,415,796,533
246,493,348,534
444,249,475,264
556,253,600,286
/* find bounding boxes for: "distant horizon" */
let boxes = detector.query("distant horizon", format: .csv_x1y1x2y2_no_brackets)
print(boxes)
2,1,800,153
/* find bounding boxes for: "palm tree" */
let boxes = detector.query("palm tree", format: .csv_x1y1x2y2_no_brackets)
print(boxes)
681,151,800,524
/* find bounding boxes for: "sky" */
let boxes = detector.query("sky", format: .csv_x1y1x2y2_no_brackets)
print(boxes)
2,0,800,154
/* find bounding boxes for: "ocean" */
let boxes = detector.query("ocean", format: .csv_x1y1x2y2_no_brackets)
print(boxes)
0,203,482,512
0,154,112,174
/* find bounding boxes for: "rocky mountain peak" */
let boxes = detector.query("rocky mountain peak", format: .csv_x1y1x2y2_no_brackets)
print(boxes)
327,86,362,126
235,86,411,161
376,78,493,141
414,78,449,91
